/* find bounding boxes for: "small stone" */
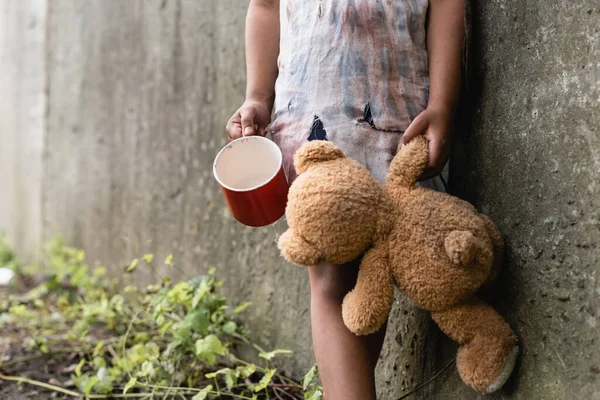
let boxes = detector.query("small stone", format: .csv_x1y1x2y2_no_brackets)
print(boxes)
0,268,13,286
591,365,600,374
556,290,570,301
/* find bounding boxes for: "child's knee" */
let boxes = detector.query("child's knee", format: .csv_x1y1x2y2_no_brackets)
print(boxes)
308,262,359,303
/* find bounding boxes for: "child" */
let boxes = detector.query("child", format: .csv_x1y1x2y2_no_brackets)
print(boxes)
226,1,464,398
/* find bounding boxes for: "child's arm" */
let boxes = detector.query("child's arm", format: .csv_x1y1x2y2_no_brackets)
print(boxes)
402,0,465,180
226,0,280,141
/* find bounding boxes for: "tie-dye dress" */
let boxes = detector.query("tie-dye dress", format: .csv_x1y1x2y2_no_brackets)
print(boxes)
269,0,448,190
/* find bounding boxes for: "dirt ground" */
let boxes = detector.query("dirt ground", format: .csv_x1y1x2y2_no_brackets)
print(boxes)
0,325,81,400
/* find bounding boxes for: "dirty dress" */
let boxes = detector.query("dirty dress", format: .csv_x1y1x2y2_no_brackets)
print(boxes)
269,0,448,190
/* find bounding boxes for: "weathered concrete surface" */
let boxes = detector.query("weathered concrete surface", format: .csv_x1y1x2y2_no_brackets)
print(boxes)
0,0,46,260
433,1,600,399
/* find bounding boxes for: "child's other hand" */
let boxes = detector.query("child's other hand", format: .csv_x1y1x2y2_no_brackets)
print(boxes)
401,107,452,180
226,100,271,141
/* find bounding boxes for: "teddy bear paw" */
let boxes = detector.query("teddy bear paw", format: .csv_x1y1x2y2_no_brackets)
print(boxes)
457,337,519,393
483,344,519,393
341,291,386,336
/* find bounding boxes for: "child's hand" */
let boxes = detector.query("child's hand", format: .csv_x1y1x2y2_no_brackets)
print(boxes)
401,107,452,180
226,100,272,141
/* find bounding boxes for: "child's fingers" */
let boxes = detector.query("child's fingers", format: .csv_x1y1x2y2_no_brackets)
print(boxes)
226,112,243,141
240,107,257,136
419,138,448,179
402,113,428,144
427,138,444,169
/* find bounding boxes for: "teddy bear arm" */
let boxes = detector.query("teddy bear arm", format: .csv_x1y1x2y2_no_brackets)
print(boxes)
385,135,428,188
342,245,394,336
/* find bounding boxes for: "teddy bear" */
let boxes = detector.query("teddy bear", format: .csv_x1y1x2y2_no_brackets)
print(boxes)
277,135,518,393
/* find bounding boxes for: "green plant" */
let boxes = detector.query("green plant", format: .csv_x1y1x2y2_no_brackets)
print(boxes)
0,234,18,270
0,238,323,399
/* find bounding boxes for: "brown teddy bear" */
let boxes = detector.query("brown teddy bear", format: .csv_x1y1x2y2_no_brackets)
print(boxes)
278,136,518,393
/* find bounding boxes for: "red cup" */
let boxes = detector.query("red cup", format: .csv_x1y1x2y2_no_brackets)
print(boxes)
213,136,288,227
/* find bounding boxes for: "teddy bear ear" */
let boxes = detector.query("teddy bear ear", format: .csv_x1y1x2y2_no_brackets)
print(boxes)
277,229,323,266
294,140,345,175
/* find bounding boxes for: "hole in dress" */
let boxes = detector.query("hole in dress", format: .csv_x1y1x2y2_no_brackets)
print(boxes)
308,116,328,141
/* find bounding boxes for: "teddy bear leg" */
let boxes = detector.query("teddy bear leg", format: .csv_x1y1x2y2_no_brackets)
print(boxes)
478,213,505,285
431,298,518,393
342,246,394,336
444,230,493,267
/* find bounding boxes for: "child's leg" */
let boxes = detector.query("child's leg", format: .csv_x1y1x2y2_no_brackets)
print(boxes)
308,261,387,400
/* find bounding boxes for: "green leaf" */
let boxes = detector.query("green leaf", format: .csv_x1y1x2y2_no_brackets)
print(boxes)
83,375,99,396
142,253,154,263
192,393,207,400
222,321,237,335
192,385,212,400
164,254,174,265
74,359,86,377
224,370,238,390
205,368,238,390
92,356,106,369
258,349,293,361
303,364,319,390
191,279,211,309
94,367,113,394
304,388,324,400
167,282,192,306
254,369,276,392
124,285,137,293
195,334,226,365
237,364,257,379
233,301,252,314
185,309,210,334
123,377,137,394
93,341,104,357
159,320,174,336
136,360,155,378
146,284,160,293
9,304,28,317
126,258,139,272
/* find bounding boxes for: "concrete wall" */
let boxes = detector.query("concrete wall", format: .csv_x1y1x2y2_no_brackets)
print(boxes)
1,0,598,399
0,0,46,259
437,1,600,399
